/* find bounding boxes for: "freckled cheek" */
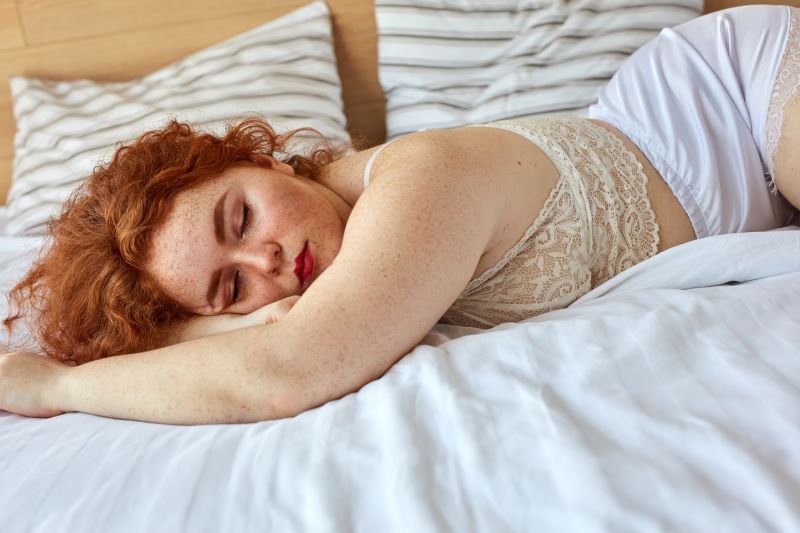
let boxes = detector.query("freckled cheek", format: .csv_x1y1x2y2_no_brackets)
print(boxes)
166,259,204,303
246,279,285,309
171,233,221,304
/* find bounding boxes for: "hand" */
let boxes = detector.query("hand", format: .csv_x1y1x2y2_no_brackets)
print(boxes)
0,352,70,418
172,295,301,344
239,295,300,327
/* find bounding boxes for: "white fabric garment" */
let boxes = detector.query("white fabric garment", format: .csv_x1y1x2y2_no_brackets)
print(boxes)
588,5,797,239
1,223,799,532
362,135,403,189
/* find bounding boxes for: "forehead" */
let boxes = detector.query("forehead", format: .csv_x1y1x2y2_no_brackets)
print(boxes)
145,171,236,311
161,164,265,226
177,165,252,204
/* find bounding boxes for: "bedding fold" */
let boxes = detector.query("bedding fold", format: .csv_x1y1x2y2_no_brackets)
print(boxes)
0,227,798,532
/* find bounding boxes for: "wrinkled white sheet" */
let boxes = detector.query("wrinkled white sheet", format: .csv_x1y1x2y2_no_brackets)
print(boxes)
1,227,799,533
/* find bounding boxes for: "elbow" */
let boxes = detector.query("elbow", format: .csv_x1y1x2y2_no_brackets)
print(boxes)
232,389,299,423
235,364,312,422
233,375,301,422
244,375,351,422
235,331,378,421
261,383,327,420
266,390,304,420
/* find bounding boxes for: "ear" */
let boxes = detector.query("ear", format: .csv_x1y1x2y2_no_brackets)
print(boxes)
263,156,295,176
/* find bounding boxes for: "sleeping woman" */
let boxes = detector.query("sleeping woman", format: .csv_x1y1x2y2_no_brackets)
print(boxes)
1,5,798,424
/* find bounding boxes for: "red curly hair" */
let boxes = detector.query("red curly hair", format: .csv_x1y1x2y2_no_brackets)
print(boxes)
4,118,347,365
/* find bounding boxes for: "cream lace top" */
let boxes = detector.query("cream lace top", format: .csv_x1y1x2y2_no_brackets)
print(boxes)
363,117,660,329
766,7,800,194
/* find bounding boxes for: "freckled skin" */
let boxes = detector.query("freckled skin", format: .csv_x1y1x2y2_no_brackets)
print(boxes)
146,161,352,316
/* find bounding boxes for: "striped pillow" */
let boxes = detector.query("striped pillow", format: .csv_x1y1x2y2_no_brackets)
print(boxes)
7,1,349,236
376,0,703,140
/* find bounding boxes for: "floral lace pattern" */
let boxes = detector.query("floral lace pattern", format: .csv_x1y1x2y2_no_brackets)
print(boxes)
440,117,660,328
765,7,800,195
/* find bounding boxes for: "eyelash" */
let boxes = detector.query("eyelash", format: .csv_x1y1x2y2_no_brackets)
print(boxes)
233,202,251,304
233,270,244,304
240,202,250,237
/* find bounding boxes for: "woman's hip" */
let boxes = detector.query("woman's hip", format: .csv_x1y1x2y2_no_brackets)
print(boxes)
588,5,797,238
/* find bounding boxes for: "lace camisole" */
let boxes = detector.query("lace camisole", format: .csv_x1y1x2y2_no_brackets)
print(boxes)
362,117,660,328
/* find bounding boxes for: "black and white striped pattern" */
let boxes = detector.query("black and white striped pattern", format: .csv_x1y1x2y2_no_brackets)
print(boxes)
7,1,350,236
376,0,702,140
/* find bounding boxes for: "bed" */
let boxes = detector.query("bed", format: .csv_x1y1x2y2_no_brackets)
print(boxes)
1,1,799,531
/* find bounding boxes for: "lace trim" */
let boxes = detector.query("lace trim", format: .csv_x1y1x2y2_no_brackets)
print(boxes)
440,117,659,329
464,181,568,294
765,7,800,195
583,119,660,284
456,119,588,295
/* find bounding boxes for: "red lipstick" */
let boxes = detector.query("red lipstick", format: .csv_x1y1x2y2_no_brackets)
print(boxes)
294,241,314,285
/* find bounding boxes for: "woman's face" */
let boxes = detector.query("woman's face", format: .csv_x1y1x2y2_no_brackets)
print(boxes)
146,161,348,315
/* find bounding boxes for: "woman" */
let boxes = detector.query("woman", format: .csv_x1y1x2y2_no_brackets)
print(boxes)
1,5,798,424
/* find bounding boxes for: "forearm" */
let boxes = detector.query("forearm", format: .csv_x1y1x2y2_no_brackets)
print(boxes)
55,323,295,425
162,297,299,347
162,313,244,347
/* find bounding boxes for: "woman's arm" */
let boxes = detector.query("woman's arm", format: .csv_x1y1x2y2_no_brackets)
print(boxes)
0,128,507,424
0,324,294,424
163,296,299,346
0,298,301,424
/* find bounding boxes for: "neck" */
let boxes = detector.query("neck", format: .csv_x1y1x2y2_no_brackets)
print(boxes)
305,174,353,225
314,145,384,207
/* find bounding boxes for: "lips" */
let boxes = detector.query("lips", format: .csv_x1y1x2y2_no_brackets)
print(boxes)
293,241,314,285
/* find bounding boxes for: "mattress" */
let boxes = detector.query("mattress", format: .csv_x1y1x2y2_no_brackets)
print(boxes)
1,208,799,532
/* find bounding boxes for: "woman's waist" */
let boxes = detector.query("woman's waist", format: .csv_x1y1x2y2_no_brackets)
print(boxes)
484,116,693,249
584,118,696,253
478,117,671,278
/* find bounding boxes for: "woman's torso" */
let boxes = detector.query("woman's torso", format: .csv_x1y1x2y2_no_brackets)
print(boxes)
447,116,695,327
318,116,696,327
471,118,695,278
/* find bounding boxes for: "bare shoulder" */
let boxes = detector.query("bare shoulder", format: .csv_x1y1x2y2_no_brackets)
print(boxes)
263,124,562,414
368,126,542,189
317,127,511,325
346,127,512,281
270,127,520,411
368,125,561,272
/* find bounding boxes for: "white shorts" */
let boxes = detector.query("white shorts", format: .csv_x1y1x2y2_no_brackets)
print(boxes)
587,5,798,238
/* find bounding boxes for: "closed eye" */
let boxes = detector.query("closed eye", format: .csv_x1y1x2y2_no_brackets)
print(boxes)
240,202,250,238
232,202,250,306
232,270,243,304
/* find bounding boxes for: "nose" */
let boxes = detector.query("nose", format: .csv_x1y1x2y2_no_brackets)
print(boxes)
235,242,281,277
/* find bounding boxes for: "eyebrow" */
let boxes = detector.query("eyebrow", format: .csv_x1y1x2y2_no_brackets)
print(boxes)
207,191,229,309
214,190,228,244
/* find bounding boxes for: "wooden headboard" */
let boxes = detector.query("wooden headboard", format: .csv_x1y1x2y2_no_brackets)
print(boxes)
0,0,792,205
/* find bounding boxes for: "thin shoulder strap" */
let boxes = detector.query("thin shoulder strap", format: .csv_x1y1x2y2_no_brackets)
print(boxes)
362,135,404,189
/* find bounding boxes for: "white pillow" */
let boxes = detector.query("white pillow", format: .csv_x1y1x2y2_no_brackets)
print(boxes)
7,0,349,236
376,0,703,140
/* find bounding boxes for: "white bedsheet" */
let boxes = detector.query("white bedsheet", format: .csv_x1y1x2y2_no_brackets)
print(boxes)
1,227,799,533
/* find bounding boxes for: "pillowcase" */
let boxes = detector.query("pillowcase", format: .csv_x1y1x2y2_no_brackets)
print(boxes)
376,0,703,140
7,0,349,236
